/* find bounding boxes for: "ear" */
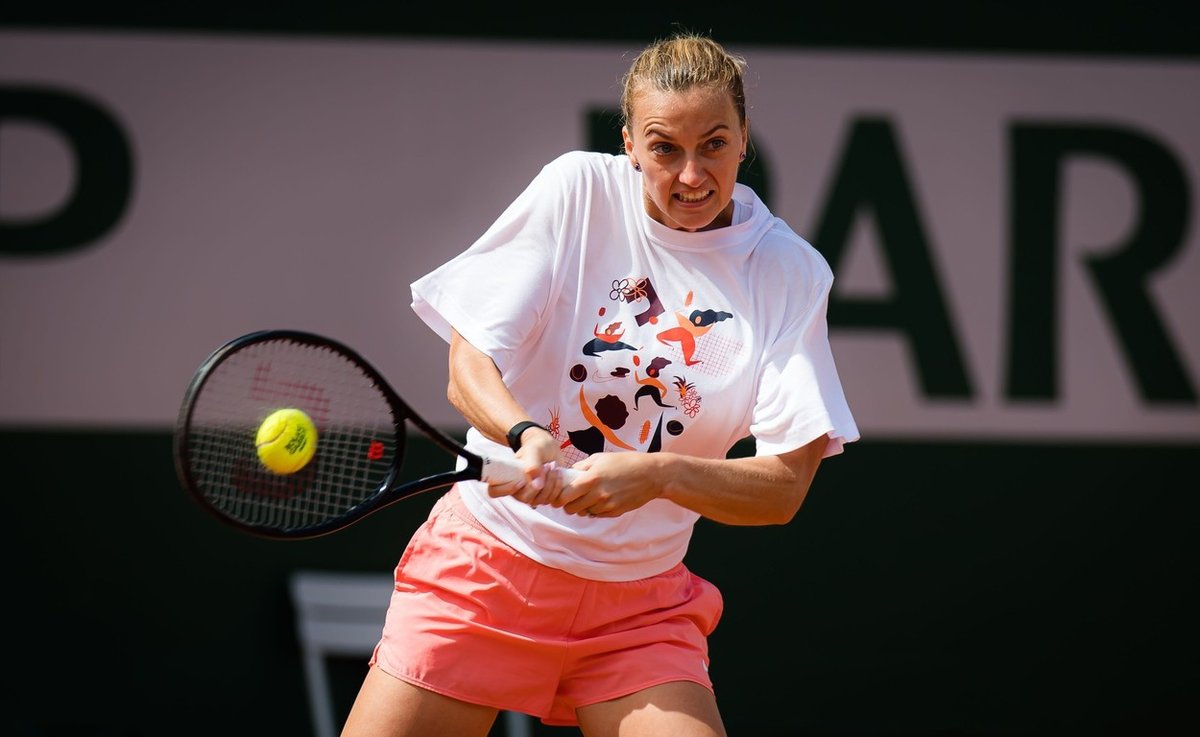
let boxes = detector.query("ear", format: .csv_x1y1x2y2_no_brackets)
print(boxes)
622,126,634,156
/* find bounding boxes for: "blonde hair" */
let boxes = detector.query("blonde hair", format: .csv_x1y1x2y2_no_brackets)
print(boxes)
620,32,749,127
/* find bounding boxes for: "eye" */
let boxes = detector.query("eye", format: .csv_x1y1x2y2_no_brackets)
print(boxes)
650,142,675,156
706,138,729,153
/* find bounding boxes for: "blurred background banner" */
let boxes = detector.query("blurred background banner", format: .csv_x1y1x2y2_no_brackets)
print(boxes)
2,11,1197,737
2,29,1196,441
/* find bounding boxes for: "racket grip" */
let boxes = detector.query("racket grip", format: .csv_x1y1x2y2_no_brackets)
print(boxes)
480,456,583,485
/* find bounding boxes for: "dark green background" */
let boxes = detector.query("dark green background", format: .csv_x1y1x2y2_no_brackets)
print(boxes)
3,7,1198,736
6,432,1197,736
2,5,1197,57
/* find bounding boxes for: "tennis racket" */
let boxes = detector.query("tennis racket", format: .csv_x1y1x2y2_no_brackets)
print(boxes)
174,329,577,539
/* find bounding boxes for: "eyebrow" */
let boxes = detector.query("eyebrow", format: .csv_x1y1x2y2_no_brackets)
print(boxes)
643,123,731,138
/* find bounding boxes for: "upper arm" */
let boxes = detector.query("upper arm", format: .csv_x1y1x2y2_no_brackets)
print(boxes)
448,329,502,389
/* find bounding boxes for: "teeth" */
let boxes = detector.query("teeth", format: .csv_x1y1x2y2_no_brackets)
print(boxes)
676,191,710,203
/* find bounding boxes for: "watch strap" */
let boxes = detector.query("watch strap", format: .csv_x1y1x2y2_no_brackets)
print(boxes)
506,420,547,452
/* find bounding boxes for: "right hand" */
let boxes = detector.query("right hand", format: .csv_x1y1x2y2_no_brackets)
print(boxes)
489,426,567,508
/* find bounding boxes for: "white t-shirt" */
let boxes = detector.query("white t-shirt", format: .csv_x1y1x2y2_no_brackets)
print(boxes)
411,150,858,581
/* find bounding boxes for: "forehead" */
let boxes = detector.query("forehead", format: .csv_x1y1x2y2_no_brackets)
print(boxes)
628,85,741,135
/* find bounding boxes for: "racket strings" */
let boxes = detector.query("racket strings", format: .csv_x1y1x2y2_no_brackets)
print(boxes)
183,338,404,534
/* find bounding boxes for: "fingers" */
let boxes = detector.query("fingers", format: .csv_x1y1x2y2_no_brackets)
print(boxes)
526,462,561,507
487,442,559,500
563,495,599,517
526,463,609,517
490,459,614,518
487,482,528,499
485,458,542,499
509,461,564,508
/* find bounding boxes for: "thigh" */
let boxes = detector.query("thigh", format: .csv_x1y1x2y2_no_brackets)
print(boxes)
341,664,499,737
576,681,726,737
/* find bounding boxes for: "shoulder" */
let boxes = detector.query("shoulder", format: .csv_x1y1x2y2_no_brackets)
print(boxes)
740,192,834,292
505,151,621,211
540,150,630,184
763,224,834,286
528,151,635,216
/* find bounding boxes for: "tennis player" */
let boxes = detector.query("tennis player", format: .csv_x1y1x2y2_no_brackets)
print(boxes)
341,31,859,737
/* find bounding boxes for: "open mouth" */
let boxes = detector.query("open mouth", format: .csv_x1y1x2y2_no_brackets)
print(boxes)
674,190,714,204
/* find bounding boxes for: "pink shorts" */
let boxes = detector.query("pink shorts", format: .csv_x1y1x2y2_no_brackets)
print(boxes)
369,488,724,726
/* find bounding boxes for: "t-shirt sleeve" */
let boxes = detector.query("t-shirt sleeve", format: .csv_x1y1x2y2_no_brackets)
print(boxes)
749,261,860,459
410,160,569,375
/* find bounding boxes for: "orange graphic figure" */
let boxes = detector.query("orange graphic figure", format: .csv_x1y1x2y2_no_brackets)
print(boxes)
635,370,669,399
595,321,625,342
655,309,733,366
632,356,673,408
583,320,638,356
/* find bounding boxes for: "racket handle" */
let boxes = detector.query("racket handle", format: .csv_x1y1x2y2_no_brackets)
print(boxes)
481,456,583,485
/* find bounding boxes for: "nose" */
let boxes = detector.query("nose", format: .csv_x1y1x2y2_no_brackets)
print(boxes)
678,156,707,187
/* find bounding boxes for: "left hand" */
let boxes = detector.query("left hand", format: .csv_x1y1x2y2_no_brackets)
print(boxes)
547,452,664,518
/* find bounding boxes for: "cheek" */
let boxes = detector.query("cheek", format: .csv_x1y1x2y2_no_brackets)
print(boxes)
648,174,675,201
712,168,740,197
718,158,741,183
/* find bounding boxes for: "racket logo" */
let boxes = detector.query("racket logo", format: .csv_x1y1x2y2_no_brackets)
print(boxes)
367,440,386,461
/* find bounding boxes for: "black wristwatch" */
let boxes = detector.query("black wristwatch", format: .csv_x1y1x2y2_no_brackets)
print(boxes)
506,420,547,452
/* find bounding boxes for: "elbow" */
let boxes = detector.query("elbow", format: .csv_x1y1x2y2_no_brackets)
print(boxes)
766,453,821,524
768,503,802,526
767,487,809,525
445,376,465,416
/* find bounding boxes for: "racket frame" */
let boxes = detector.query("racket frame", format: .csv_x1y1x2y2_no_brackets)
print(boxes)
173,329,498,539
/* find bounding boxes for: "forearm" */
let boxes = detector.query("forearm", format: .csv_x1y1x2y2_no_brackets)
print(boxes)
568,434,828,525
657,447,824,526
447,330,568,506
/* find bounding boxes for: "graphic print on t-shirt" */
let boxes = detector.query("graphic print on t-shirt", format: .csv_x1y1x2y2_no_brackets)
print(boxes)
552,276,742,465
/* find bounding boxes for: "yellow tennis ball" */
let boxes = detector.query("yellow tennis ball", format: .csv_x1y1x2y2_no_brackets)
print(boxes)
255,408,317,475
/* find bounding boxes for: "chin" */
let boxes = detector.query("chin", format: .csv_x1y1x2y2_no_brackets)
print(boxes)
672,210,721,232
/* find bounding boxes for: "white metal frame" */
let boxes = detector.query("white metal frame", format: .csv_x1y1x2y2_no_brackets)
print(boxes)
289,569,533,737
